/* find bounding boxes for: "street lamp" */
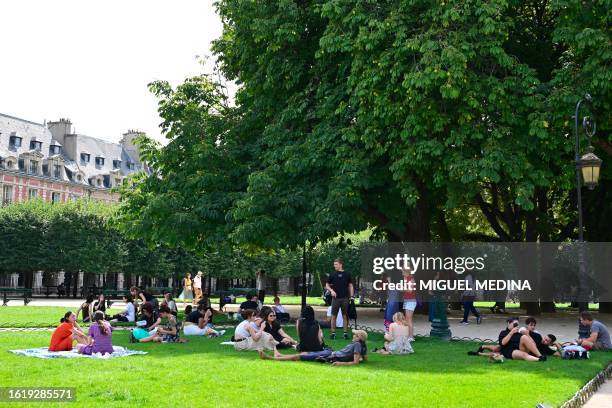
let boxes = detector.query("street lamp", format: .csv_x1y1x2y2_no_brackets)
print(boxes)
573,94,602,313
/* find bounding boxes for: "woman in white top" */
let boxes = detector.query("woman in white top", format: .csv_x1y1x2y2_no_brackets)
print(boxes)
233,309,277,352
377,312,413,355
110,294,136,323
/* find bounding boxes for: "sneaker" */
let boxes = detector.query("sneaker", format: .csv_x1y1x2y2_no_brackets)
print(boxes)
218,330,226,337
330,332,336,340
580,351,590,359
343,332,349,340
467,351,480,356
538,355,547,362
476,316,482,325
488,354,504,363
407,337,415,342
477,346,485,353
459,321,469,325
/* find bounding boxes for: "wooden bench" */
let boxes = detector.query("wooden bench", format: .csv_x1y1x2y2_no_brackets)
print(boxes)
0,287,33,306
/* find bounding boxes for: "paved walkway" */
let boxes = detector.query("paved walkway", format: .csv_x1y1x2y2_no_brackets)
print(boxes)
583,379,612,408
6,298,612,343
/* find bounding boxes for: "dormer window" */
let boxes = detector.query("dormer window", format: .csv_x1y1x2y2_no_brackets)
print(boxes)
49,145,62,155
5,160,14,169
76,174,82,182
95,157,105,167
29,160,39,175
30,140,42,151
81,153,90,163
127,162,135,170
113,159,121,169
53,164,62,178
96,178,102,187
9,136,22,149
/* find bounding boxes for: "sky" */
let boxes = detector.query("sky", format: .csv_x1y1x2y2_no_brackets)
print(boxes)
0,0,224,143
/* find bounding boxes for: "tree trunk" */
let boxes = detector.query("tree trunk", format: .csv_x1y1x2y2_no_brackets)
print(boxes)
521,302,541,315
599,302,612,314
540,302,556,313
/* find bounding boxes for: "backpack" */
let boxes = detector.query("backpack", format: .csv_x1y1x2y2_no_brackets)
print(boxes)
348,299,357,320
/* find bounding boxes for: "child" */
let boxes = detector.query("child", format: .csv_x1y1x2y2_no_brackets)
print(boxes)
272,296,290,321
376,312,413,355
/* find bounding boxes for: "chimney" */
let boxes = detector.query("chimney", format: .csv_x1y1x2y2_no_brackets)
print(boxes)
120,129,144,163
47,118,72,146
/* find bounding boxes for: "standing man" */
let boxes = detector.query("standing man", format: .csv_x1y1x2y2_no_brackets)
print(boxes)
325,258,354,340
256,270,266,304
193,271,203,305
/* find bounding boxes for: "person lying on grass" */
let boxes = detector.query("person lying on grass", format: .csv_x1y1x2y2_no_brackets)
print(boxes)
469,317,561,358
137,304,187,343
183,304,225,338
259,330,368,366
466,317,547,362
375,312,413,355
233,309,277,352
49,311,90,352
260,306,297,349
77,311,114,355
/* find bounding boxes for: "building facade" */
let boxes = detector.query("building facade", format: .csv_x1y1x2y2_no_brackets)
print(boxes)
0,113,147,205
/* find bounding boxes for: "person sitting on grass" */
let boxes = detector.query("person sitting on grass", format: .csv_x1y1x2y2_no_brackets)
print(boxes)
260,307,297,349
138,304,187,343
110,294,136,323
233,309,277,352
576,312,611,351
467,318,546,362
240,294,261,313
259,330,368,366
76,294,95,323
49,311,90,352
162,292,178,316
183,304,225,337
375,312,413,355
93,294,107,318
272,296,291,321
130,302,161,342
77,311,114,355
296,306,325,352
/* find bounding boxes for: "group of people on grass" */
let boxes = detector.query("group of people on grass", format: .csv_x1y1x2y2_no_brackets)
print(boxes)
467,312,610,362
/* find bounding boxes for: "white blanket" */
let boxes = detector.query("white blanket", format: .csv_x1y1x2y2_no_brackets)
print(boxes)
9,346,147,359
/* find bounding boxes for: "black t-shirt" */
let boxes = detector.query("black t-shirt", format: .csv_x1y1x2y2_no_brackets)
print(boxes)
298,319,323,352
93,300,106,312
240,300,259,311
140,310,159,329
528,331,542,345
142,292,154,302
186,310,203,324
327,271,352,299
498,329,522,351
264,320,283,342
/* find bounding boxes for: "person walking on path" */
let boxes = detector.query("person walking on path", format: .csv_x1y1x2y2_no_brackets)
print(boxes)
460,272,481,325
193,271,203,305
179,273,194,303
256,270,266,304
325,258,354,340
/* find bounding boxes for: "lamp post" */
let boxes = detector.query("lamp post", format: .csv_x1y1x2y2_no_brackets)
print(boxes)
573,94,602,313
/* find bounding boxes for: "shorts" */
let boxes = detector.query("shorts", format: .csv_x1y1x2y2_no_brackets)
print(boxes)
501,347,516,360
299,348,333,361
403,300,417,311
331,298,349,316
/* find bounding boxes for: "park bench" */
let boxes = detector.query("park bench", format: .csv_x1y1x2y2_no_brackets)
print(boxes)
214,288,256,310
146,287,174,296
102,289,131,308
0,287,33,306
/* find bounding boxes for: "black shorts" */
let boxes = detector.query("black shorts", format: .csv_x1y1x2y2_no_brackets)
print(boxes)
331,298,349,316
501,347,516,360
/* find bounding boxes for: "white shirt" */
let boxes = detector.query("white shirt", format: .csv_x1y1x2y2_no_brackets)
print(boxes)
193,275,202,289
124,302,136,322
235,320,253,339
326,306,343,326
274,304,286,313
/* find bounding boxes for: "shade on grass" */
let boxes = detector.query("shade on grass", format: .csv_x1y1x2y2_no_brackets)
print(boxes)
0,328,609,407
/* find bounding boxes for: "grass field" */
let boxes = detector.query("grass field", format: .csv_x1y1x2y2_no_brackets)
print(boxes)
0,327,610,407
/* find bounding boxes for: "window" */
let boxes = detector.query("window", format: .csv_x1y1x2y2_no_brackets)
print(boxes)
18,159,25,171
9,136,22,149
96,178,102,187
49,145,62,155
29,140,42,151
6,160,14,169
113,159,121,169
29,188,38,199
115,178,122,186
53,164,62,178
76,174,82,182
2,185,13,205
127,162,135,170
81,153,90,163
95,157,105,167
29,160,38,175
51,192,61,203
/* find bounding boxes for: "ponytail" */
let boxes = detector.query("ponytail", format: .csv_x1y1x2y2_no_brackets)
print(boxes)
60,311,72,323
93,311,108,335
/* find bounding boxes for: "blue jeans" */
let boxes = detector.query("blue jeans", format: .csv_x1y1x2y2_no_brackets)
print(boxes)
462,301,480,322
299,348,333,361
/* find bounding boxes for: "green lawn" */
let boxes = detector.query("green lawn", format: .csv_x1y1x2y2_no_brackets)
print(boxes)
0,328,609,407
474,302,600,311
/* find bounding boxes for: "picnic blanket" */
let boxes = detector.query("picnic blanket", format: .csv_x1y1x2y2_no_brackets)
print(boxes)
9,346,147,359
